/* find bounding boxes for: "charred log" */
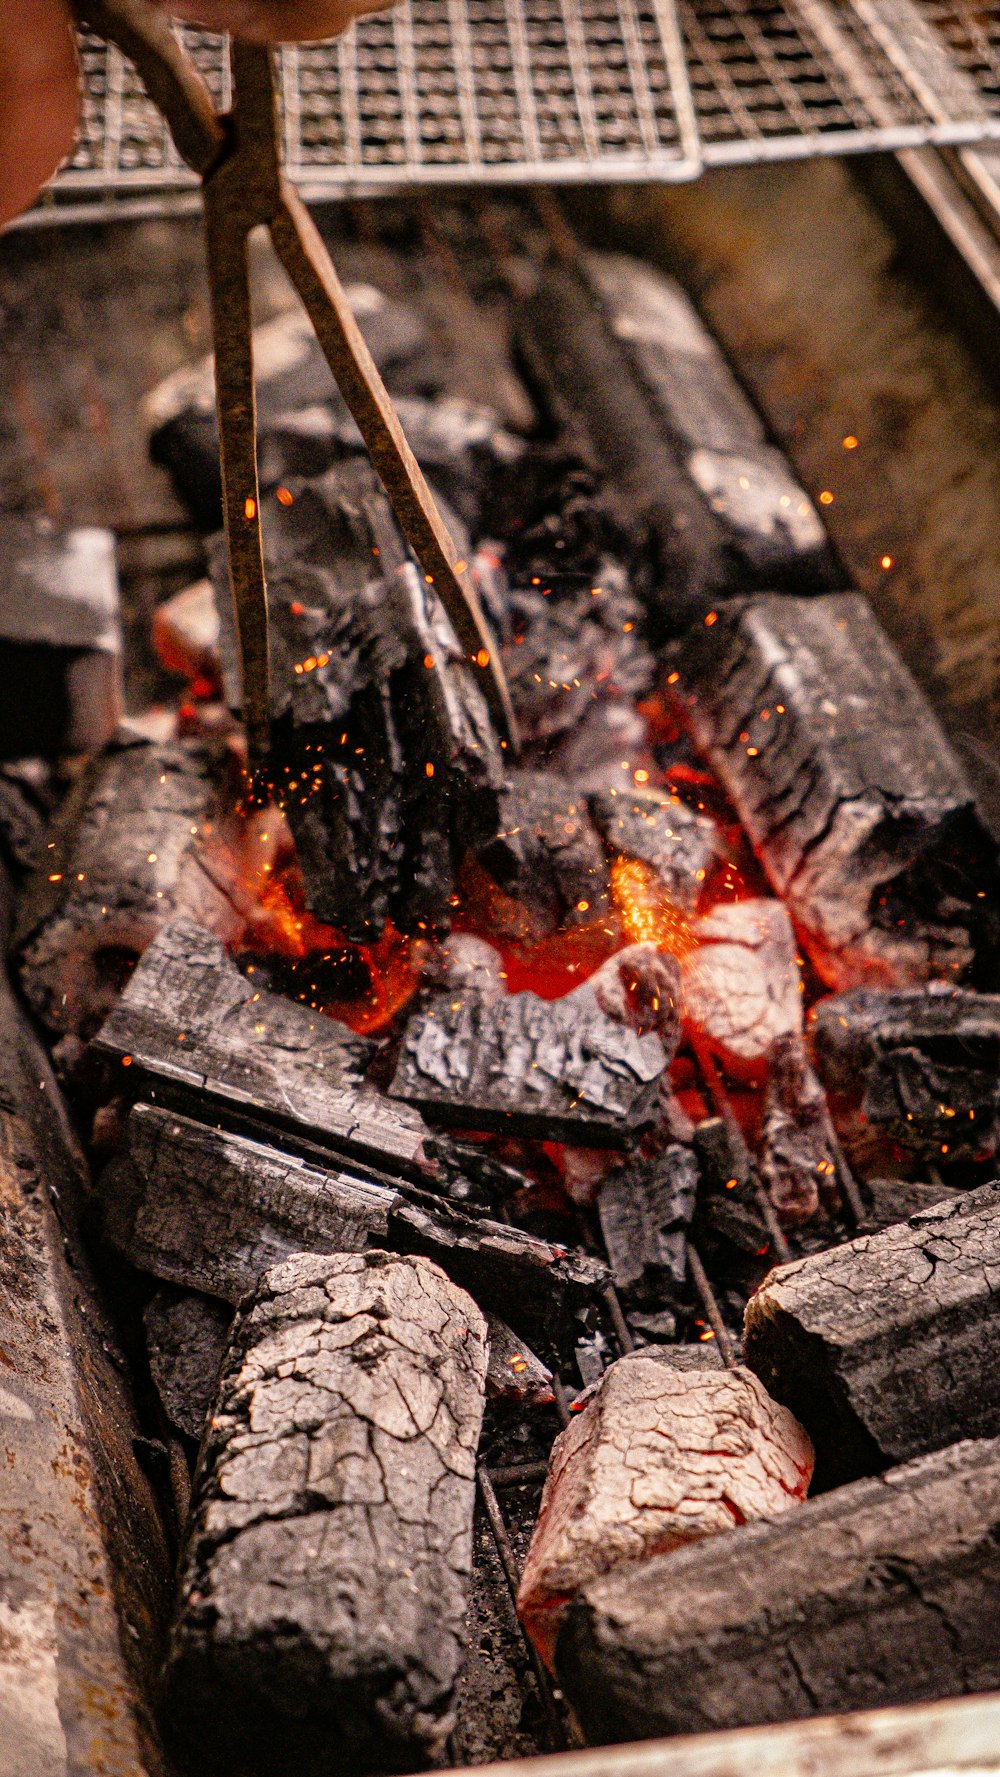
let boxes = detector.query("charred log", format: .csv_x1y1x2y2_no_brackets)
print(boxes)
679,899,803,1079
676,594,1000,988
758,1033,839,1227
144,1283,231,1443
557,1437,1000,1741
591,786,721,913
744,1179,1000,1488
472,770,612,938
484,1312,554,1406
597,1144,697,1303
163,1251,488,1777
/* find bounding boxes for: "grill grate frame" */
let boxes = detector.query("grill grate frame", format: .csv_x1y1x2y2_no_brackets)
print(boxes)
30,0,1000,218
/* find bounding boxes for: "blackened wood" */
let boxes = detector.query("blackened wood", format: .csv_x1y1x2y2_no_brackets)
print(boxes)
91,918,430,1179
389,946,680,1147
744,1179,1000,1488
17,734,241,1038
557,1437,1000,1742
861,1176,963,1231
212,460,504,939
809,982,1000,1162
677,594,1000,989
102,1102,394,1304
163,1250,488,1777
484,1312,554,1405
144,1283,232,1442
758,1034,838,1227
597,1145,697,1304
474,770,612,937
591,786,721,913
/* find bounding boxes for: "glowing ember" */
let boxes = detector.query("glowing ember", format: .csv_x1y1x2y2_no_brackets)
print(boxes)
610,857,695,959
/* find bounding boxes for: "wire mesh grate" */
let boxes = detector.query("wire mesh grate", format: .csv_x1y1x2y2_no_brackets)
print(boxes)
34,0,1000,217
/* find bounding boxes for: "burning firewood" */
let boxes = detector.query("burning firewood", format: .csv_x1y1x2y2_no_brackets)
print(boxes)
517,1351,813,1668
518,256,834,620
472,769,612,938
556,1437,1000,1741
211,459,506,939
809,982,1000,1165
597,1144,698,1304
758,1033,839,1226
91,919,430,1180
0,514,122,758
743,1179,1000,1488
143,1283,231,1442
389,942,680,1147
163,1251,488,1777
676,594,1000,989
591,786,721,914
679,898,803,1079
17,737,246,1038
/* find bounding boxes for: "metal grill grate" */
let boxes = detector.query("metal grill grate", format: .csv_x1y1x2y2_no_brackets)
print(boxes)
34,0,1000,216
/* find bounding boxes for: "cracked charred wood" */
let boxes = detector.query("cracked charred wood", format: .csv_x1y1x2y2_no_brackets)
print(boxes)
597,1144,698,1303
144,1283,232,1443
472,770,612,938
101,1102,394,1305
212,460,504,939
557,1436,1000,1741
759,1034,839,1227
518,257,832,623
91,919,430,1179
484,1312,554,1406
743,1179,1000,1488
680,899,803,1080
0,871,172,1773
0,514,122,757
860,1176,963,1231
163,1250,488,1777
145,291,432,530
809,983,1000,1165
17,735,245,1038
517,1353,813,1669
389,943,680,1147
676,594,1000,989
592,786,722,914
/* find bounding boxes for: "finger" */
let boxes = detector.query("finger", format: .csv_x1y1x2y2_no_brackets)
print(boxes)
0,0,80,229
153,0,392,42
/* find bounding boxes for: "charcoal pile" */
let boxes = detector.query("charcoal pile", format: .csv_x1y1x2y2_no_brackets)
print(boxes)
9,214,1000,1777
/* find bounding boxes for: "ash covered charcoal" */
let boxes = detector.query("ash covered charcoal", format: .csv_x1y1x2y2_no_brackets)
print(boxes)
163,1250,488,1777
145,292,431,529
557,1437,1000,1742
211,460,505,939
591,786,722,913
144,1283,232,1442
679,899,803,1079
91,920,429,1179
758,1034,839,1227
100,1103,393,1305
472,770,612,937
809,982,1000,1164
597,1144,698,1303
484,1312,554,1405
677,594,1000,989
0,515,122,756
153,577,221,687
17,735,244,1037
861,1176,963,1231
517,1352,813,1668
744,1180,1000,1488
389,942,680,1147
518,257,833,621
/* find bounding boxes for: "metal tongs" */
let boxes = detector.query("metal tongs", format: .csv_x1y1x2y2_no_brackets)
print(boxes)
76,0,516,775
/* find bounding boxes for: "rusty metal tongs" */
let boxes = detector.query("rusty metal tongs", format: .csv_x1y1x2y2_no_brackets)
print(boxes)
76,0,517,773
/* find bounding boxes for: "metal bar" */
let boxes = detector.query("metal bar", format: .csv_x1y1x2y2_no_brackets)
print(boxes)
448,0,485,164
339,24,363,169
686,1241,737,1367
476,1465,568,1751
393,0,424,166
504,0,543,163
560,0,603,158
602,1281,636,1354
488,1460,552,1486
617,0,663,154
648,0,703,169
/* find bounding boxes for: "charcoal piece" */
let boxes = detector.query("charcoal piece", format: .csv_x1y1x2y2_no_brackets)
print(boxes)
389,944,680,1147
591,786,721,913
91,920,430,1180
17,735,243,1037
101,1102,394,1305
861,1176,963,1231
0,514,122,756
0,758,54,873
518,259,833,622
258,393,524,530
809,982,1000,1162
743,1179,1000,1488
597,1145,698,1302
518,1355,812,1669
679,899,802,1079
677,594,1000,989
153,576,221,685
144,1283,232,1442
549,698,651,796
473,770,611,936
146,293,431,528
163,1250,488,1777
421,932,507,1002
758,1034,838,1227
212,460,504,938
557,1437,1000,1742
484,1312,554,1405
693,1117,747,1190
